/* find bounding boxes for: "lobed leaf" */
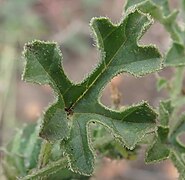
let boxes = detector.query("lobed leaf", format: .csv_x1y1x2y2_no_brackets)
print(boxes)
125,0,185,67
125,0,179,37
23,9,162,175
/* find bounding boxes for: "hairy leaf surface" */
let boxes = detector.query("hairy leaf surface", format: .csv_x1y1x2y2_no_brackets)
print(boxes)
145,126,170,163
145,104,185,179
171,125,185,180
125,0,185,67
23,9,162,175
159,100,173,127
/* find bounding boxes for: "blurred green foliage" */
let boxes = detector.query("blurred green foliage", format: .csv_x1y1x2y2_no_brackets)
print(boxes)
0,0,45,43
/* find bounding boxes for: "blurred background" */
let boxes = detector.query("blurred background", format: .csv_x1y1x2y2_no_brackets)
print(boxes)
0,0,181,179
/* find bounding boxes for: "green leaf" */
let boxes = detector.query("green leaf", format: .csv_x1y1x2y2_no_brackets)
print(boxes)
171,151,185,180
63,104,157,174
165,42,185,67
23,9,161,175
3,123,87,180
2,123,42,178
146,113,185,179
159,100,173,127
3,129,26,178
125,0,144,11
156,77,168,91
23,42,71,141
145,126,170,163
125,0,181,42
124,0,185,68
39,102,70,142
125,0,171,15
181,0,185,12
170,114,185,155
21,158,68,180
21,158,89,180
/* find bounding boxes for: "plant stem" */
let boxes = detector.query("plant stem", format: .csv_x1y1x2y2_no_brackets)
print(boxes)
21,158,68,180
38,141,52,169
170,67,184,101
169,67,185,133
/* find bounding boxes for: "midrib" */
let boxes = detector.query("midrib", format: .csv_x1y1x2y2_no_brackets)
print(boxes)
70,37,128,109
69,16,146,109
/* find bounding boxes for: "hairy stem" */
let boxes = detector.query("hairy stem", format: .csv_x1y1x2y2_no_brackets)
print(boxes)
38,141,52,169
21,158,68,180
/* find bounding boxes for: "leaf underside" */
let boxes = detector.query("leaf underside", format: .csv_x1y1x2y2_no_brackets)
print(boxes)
23,9,162,175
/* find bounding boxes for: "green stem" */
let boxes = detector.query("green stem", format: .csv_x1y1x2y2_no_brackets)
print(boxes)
38,141,52,169
21,158,68,180
169,67,185,133
170,67,184,101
